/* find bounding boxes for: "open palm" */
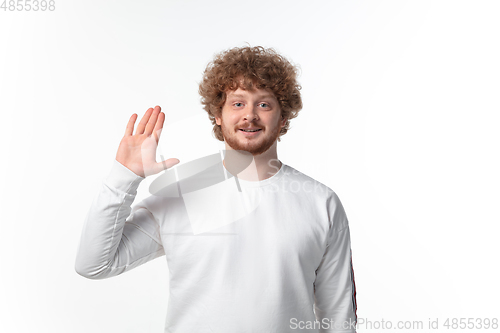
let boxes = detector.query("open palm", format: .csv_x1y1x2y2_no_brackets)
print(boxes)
116,106,179,178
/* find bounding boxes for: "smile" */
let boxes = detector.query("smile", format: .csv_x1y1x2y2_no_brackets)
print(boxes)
239,129,262,136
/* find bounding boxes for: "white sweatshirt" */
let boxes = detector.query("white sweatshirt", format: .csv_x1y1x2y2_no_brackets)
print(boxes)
75,159,357,333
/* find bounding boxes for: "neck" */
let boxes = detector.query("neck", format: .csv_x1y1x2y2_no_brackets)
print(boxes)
222,142,282,181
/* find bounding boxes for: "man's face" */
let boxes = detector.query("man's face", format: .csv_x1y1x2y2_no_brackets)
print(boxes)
215,87,286,156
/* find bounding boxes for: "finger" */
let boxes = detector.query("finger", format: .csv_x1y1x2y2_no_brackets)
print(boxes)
136,107,154,134
155,158,180,174
152,111,165,142
124,113,137,136
144,106,161,136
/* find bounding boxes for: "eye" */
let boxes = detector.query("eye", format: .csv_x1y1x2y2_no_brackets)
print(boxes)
234,102,243,107
259,103,269,108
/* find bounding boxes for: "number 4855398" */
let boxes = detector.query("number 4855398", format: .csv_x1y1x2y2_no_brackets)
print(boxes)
1,0,56,11
443,318,498,330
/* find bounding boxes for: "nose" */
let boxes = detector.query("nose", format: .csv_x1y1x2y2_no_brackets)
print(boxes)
244,105,259,122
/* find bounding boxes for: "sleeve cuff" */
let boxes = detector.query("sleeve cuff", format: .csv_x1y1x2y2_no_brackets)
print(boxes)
104,159,145,194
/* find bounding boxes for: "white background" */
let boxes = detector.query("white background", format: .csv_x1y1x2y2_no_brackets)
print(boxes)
1,0,499,332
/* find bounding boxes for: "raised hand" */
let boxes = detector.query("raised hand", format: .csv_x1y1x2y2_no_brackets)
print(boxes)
115,106,180,178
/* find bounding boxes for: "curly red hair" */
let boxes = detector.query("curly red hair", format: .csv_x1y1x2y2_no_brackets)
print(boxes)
198,46,302,142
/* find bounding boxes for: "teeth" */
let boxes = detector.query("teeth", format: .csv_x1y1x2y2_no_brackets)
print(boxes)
241,129,260,132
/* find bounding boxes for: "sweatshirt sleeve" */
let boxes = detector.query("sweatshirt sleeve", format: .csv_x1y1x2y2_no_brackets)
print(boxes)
75,159,165,280
313,193,357,333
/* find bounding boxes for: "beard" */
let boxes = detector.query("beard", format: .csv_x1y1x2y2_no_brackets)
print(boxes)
220,119,281,156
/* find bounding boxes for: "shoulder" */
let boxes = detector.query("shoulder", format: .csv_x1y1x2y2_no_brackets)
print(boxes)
281,164,335,198
282,164,349,231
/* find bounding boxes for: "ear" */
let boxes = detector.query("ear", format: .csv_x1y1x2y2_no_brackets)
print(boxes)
280,116,287,127
215,116,221,126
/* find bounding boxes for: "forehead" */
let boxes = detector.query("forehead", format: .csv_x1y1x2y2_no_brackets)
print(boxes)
226,87,277,100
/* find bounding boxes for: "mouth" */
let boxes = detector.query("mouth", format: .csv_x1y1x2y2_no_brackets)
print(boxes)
239,128,262,136
239,128,262,132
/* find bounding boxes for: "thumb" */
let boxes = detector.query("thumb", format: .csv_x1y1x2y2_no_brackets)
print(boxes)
156,157,180,173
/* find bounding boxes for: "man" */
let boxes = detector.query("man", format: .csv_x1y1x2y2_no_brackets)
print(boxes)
75,46,357,332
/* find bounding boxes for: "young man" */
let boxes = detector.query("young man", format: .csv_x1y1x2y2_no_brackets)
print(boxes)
75,46,357,332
